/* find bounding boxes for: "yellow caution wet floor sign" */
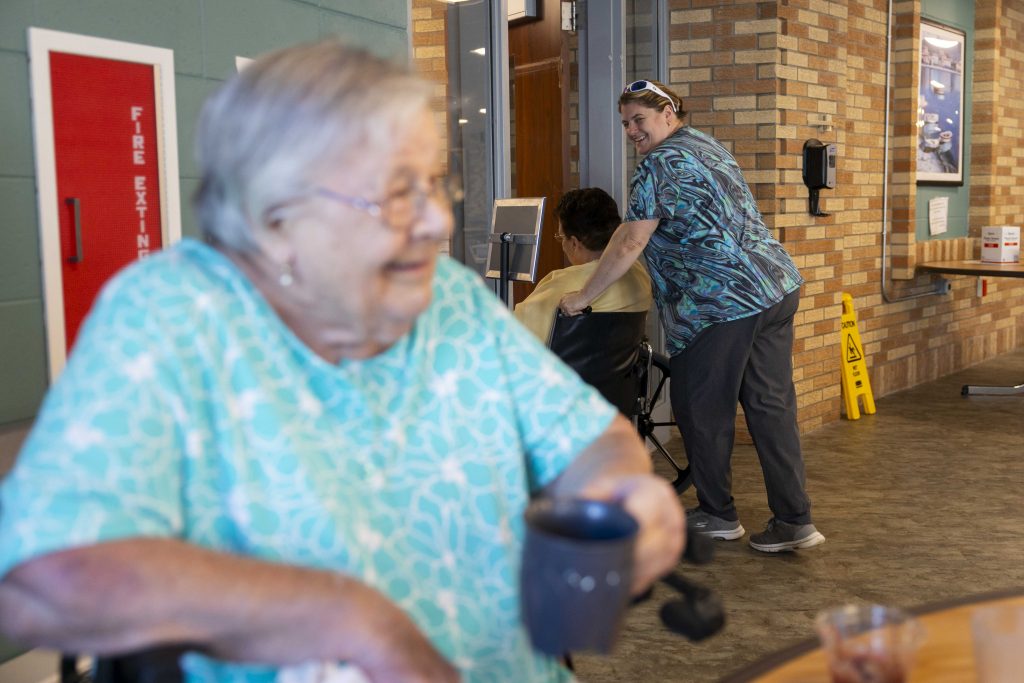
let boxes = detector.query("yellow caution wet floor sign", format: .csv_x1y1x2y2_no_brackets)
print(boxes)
840,293,876,420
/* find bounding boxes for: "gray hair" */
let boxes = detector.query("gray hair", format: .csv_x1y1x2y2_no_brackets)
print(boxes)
193,41,433,252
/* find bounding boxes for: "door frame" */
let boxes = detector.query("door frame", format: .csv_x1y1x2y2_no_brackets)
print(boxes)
28,28,181,381
577,1,673,432
579,0,626,205
578,0,668,205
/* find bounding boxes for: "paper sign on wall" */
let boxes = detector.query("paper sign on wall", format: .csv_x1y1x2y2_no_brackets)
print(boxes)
928,196,948,236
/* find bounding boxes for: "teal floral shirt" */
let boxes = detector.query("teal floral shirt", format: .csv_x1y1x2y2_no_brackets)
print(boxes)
625,126,803,355
0,240,616,682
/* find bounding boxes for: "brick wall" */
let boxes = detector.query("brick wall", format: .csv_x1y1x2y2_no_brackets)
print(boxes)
668,0,846,431
973,0,1024,229
667,0,1024,431
411,0,451,254
411,0,450,156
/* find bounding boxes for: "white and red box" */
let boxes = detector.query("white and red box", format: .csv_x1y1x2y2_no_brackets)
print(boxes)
980,226,1020,263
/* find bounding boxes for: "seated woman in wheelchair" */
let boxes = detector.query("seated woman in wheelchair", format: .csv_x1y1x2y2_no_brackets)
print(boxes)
514,188,652,343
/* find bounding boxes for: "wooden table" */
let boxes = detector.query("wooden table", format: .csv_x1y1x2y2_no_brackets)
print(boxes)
720,589,1024,682
917,261,1024,396
916,260,1024,278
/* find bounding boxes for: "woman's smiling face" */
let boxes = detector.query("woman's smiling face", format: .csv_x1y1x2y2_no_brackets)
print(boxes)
620,101,678,156
264,107,452,358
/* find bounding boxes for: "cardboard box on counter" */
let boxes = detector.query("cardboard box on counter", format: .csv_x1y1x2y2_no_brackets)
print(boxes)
980,226,1020,263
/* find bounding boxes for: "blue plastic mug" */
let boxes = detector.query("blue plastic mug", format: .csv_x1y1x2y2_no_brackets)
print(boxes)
520,498,639,656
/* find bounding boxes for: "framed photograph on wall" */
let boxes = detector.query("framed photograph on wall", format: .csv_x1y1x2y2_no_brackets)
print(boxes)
916,21,965,185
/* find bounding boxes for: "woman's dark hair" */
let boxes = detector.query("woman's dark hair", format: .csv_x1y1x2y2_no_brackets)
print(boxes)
556,188,622,252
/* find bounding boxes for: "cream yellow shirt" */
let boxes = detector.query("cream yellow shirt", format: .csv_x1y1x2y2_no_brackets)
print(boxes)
514,259,653,343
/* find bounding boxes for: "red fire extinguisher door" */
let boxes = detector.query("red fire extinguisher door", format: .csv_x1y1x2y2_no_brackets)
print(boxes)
50,52,164,351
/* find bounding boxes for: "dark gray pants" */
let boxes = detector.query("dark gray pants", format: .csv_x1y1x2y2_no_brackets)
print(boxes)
668,289,812,525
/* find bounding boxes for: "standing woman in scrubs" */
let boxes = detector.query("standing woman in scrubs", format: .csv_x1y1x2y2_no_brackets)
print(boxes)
560,79,825,553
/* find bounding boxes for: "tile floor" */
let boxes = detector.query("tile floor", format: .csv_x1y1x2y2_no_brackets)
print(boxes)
575,348,1024,682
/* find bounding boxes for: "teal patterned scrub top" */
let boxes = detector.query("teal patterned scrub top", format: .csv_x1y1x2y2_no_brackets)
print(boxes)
0,240,617,682
625,126,804,356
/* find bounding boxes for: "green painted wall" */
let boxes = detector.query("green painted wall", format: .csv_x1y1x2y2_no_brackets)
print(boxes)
915,0,975,241
0,633,23,665
0,0,410,426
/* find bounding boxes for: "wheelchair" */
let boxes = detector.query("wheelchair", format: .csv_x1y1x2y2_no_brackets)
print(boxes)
634,339,692,494
60,646,185,683
547,308,691,494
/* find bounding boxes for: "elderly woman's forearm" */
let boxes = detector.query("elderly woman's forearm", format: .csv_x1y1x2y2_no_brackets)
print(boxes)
547,415,652,498
0,538,413,665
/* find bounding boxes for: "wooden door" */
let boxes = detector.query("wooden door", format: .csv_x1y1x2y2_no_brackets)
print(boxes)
509,0,570,305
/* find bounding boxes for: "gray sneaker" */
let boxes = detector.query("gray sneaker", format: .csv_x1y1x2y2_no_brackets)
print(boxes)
686,508,745,540
749,517,825,552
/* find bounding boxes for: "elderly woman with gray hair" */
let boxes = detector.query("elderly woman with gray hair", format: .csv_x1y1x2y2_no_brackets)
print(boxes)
0,42,683,682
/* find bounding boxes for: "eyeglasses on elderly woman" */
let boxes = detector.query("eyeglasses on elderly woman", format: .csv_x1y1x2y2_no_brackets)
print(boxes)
312,174,464,235
622,80,678,112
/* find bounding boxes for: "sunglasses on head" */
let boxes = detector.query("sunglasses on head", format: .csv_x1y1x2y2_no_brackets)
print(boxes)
623,80,678,112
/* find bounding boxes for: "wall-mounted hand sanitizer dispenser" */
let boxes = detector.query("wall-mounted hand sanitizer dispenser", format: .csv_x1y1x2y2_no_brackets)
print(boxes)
803,138,836,216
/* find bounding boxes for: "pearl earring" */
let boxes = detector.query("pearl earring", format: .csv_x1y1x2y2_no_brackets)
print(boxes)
279,264,295,288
